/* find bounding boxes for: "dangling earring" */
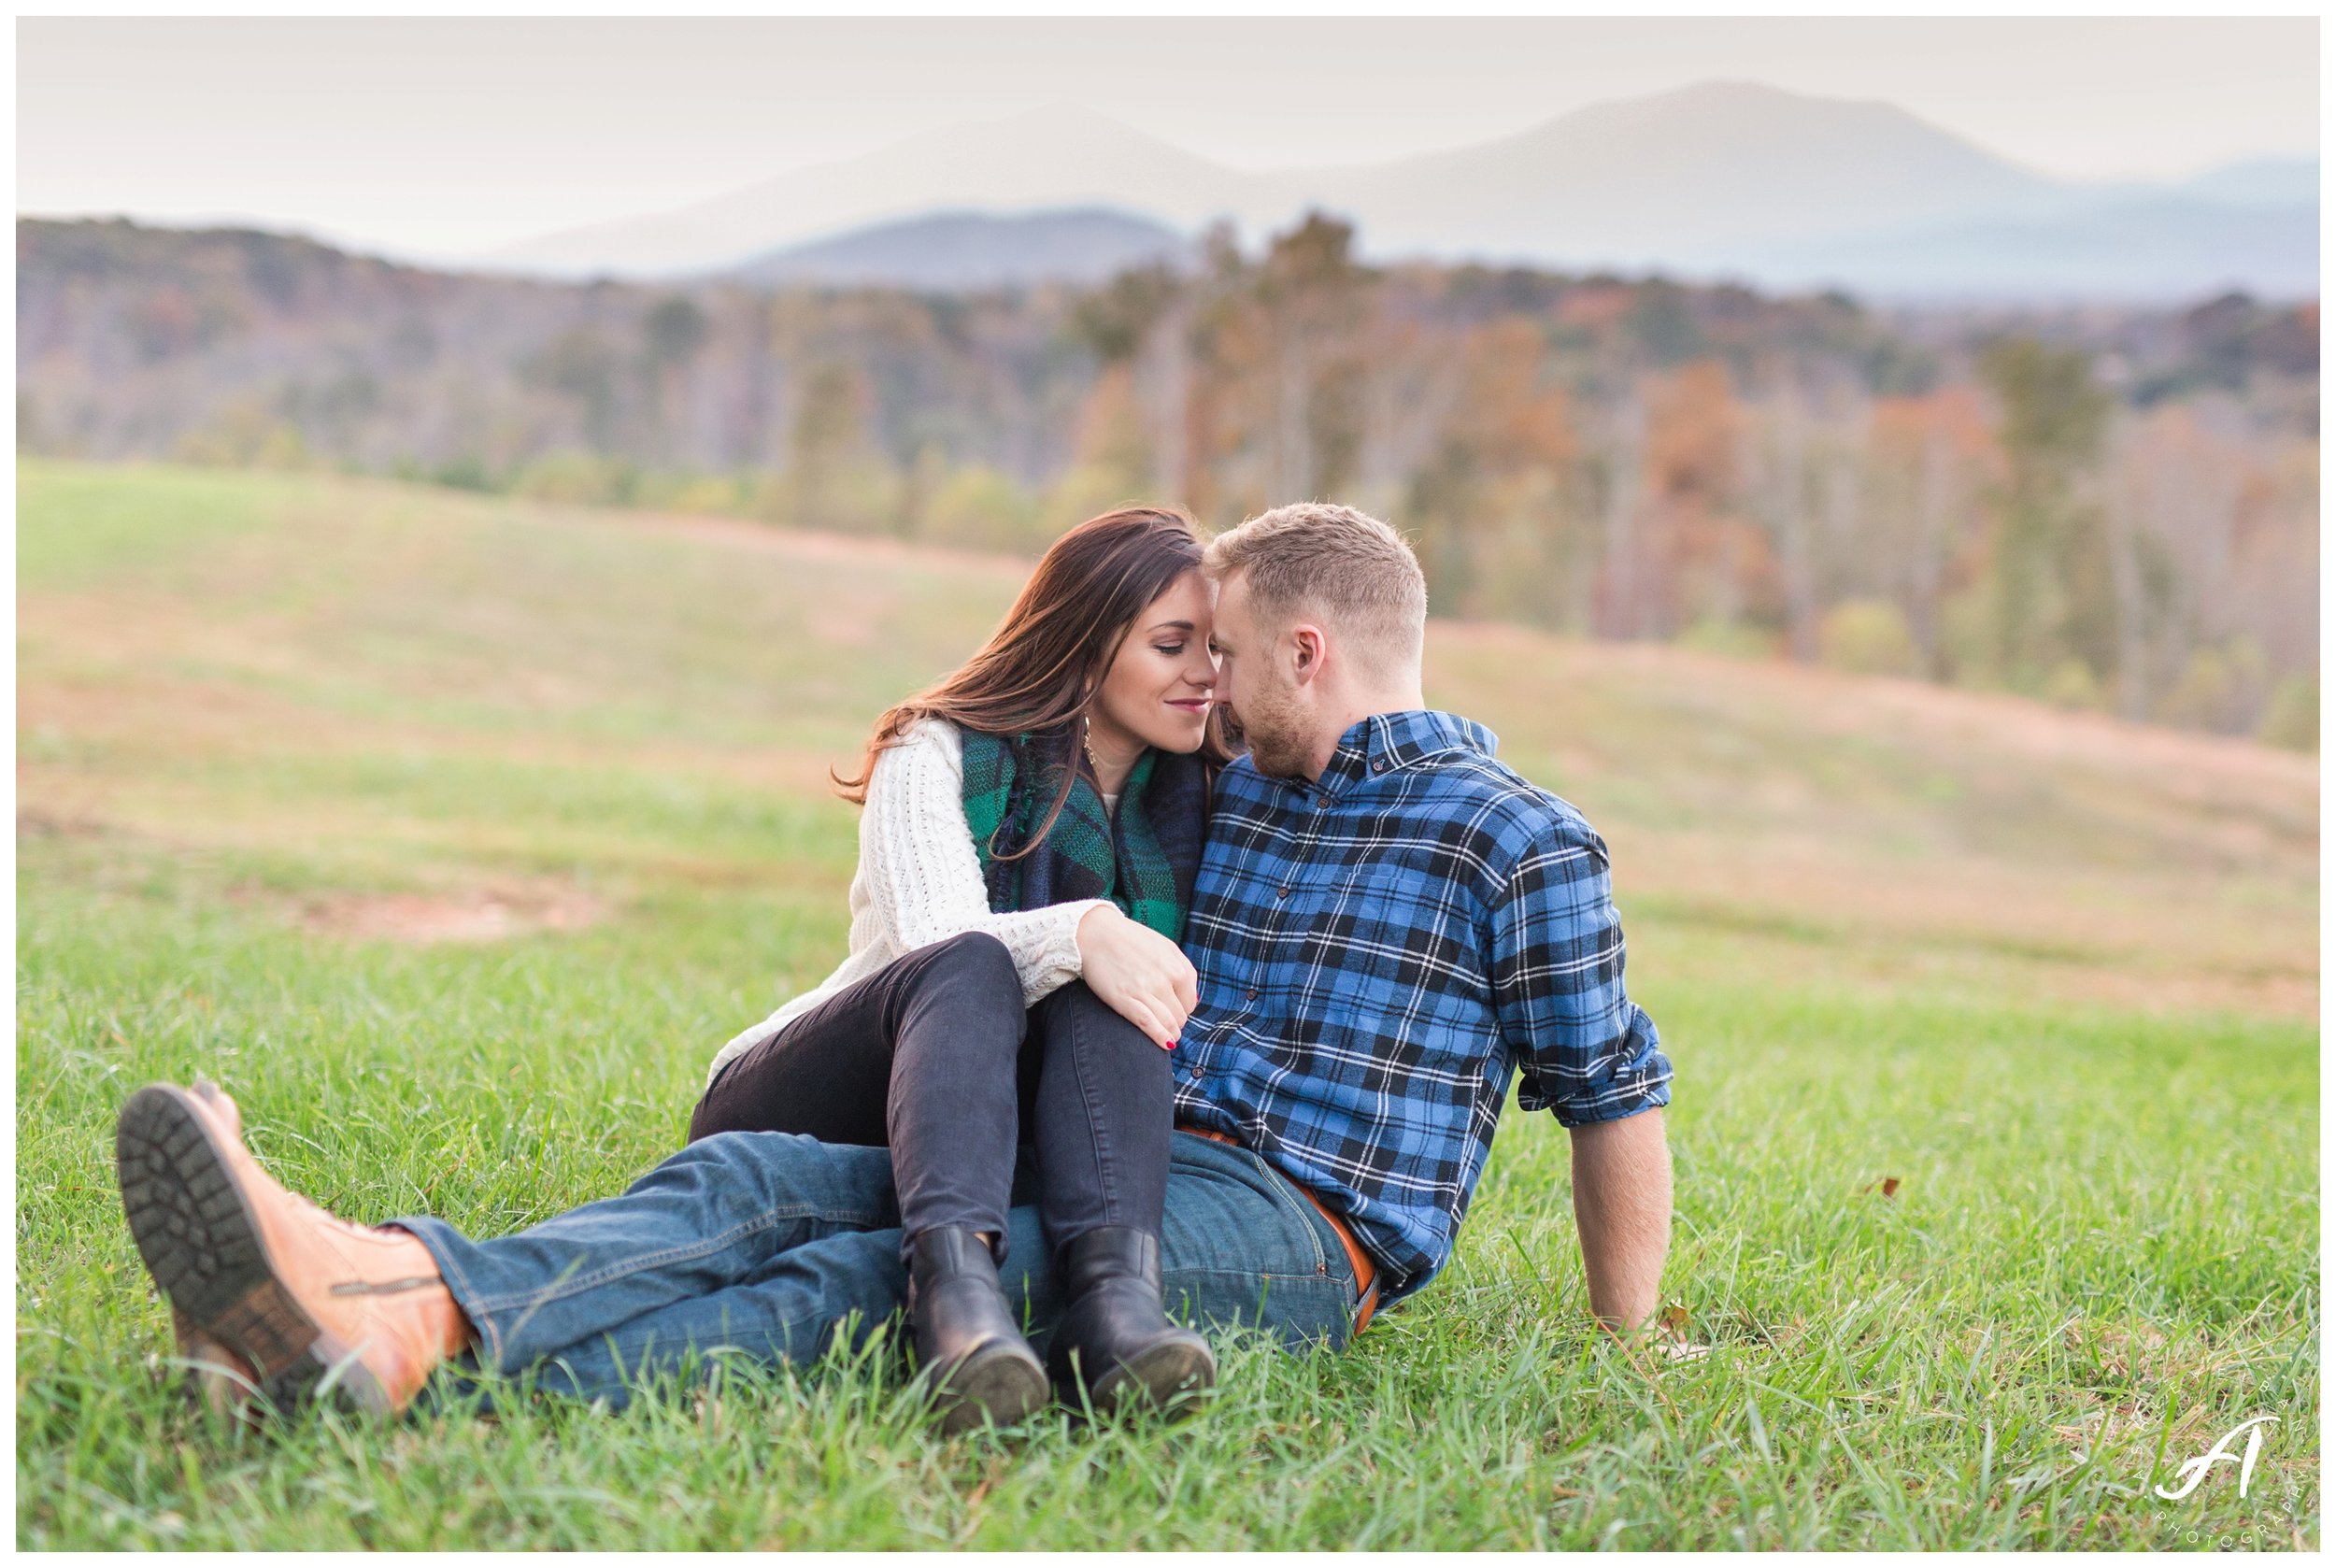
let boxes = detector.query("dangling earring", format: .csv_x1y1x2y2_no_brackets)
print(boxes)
1080,714,1100,777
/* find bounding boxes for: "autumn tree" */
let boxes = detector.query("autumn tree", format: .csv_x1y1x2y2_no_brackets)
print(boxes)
1639,358,1751,639
1258,212,1373,501
786,361,874,531
1862,387,1996,678
639,295,711,463
1977,337,2114,694
1404,317,1581,622
1067,264,1183,502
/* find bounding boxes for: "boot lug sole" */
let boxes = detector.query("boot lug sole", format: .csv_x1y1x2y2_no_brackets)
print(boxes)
115,1084,391,1418
927,1339,1049,1434
1078,1333,1218,1418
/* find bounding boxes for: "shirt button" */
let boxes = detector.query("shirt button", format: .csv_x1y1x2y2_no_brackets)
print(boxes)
1276,887,1289,899
1245,989,1259,1001
1372,758,1389,774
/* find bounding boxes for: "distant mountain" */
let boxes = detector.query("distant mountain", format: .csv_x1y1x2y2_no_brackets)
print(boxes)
2178,156,2319,209
491,83,2068,279
491,107,1237,278
725,207,1189,291
477,80,2315,303
1731,196,2319,304
1289,79,2068,266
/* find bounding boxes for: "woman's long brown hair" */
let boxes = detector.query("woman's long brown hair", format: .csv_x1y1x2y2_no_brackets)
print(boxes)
833,506,1232,858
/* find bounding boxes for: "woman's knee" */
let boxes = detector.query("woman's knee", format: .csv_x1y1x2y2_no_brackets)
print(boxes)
891,934,1026,1078
917,931,1020,996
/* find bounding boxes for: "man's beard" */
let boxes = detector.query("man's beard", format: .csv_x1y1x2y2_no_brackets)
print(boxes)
1226,677,1312,780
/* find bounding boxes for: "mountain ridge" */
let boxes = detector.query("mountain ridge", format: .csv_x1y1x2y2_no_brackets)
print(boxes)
474,79,2314,302
493,106,1237,278
724,206,1190,290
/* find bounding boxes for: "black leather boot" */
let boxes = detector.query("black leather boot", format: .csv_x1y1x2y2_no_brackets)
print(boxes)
905,1228,1048,1434
1047,1227,1217,1418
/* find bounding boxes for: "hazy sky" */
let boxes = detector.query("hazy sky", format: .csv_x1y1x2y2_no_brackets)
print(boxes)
19,17,2321,263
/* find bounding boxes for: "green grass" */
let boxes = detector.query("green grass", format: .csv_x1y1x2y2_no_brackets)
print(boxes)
17,462,2319,1548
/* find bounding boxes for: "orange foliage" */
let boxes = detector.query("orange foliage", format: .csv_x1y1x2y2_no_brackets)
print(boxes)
1870,384,1997,468
1456,319,1575,476
1553,286,1635,330
1645,360,1742,505
1636,360,1759,634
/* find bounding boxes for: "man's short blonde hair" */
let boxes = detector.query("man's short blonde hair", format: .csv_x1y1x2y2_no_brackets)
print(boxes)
1203,502,1428,677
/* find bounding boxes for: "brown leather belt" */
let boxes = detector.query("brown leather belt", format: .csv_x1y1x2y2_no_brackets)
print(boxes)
1176,1123,1378,1334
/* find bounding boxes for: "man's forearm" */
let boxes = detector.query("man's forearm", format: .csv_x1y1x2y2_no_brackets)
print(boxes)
1569,1106,1671,1332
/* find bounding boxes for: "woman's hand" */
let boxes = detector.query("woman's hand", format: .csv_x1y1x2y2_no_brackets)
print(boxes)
1075,905,1199,1049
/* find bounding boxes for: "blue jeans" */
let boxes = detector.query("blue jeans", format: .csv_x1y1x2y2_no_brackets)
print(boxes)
393,1129,1360,1408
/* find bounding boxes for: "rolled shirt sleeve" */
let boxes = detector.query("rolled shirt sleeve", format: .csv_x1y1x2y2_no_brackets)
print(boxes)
1488,820,1674,1128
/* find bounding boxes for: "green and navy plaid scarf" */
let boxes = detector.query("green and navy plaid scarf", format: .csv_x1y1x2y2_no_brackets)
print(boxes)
959,723,1206,942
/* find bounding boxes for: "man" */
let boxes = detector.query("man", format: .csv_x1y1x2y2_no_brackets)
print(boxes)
114,502,1674,1421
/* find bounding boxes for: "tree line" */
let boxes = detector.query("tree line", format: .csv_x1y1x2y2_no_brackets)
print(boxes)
18,215,2318,748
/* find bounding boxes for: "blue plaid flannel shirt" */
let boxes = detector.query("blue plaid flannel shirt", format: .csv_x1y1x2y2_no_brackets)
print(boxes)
1171,708,1672,1304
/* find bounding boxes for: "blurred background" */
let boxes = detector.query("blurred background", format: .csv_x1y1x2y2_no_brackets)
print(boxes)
18,17,2320,744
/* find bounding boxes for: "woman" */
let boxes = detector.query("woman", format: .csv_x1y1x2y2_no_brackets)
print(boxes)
689,506,1226,1433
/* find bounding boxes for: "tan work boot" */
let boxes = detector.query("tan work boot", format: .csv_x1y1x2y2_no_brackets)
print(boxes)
115,1080,471,1416
157,1083,264,1418
169,1305,264,1418
155,1085,272,1420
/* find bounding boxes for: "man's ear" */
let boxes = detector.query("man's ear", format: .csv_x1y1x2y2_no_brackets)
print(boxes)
1289,621,1328,688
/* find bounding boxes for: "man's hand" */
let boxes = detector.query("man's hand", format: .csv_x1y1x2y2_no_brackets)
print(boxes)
1568,1106,1672,1333
1075,905,1198,1048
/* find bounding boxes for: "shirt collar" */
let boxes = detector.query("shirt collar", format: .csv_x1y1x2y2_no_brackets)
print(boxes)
1307,709,1498,799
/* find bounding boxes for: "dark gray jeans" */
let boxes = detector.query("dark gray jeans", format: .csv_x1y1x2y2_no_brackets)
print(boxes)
689,933,1168,1267
392,1129,1361,1408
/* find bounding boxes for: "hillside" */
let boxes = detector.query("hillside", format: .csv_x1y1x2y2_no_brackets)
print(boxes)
17,459,2318,1548
19,461,2314,1021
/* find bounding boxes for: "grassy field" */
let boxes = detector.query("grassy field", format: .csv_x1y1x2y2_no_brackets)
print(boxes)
17,460,2318,1549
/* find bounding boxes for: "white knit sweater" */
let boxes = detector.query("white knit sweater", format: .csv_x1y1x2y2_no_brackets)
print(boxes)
708,718,1106,1086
